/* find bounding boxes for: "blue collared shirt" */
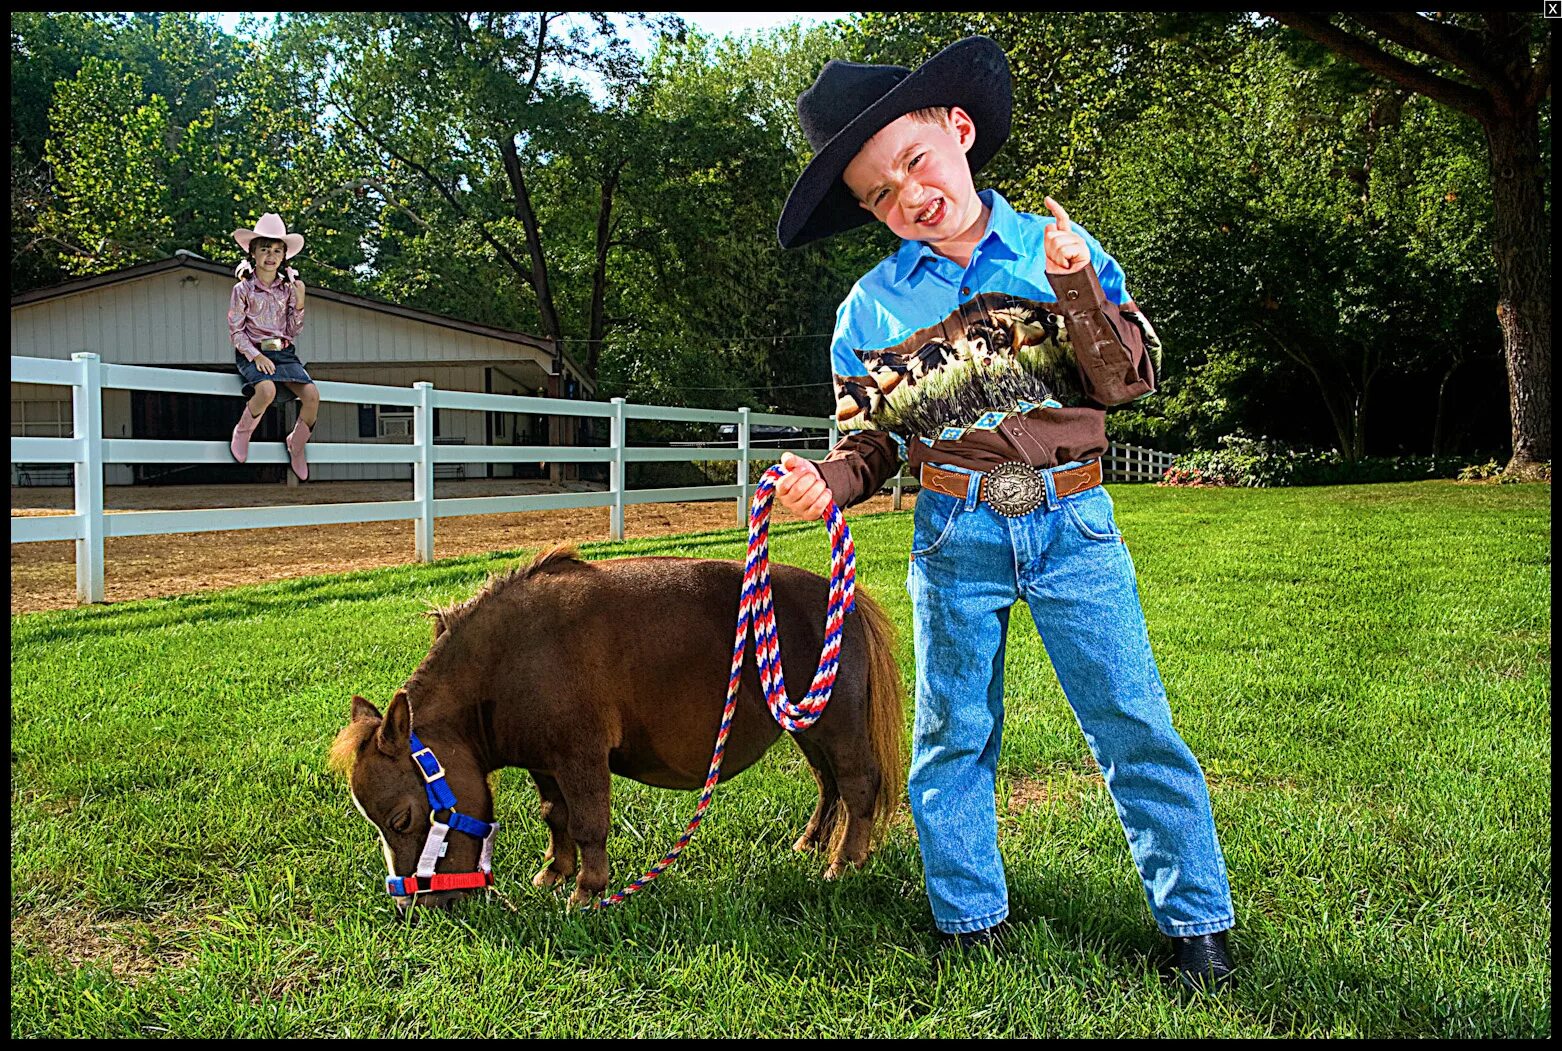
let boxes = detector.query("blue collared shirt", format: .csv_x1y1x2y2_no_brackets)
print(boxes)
826,189,1142,452
831,189,1130,379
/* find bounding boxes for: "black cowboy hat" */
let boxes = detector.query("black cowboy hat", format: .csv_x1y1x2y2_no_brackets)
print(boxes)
777,36,1012,250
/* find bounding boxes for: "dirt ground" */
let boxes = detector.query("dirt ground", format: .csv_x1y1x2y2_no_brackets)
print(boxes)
10,479,917,614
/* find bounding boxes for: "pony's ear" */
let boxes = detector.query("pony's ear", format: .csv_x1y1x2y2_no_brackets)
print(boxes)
375,689,412,757
351,695,383,723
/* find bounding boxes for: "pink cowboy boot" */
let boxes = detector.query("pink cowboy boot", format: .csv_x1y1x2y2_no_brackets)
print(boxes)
230,407,263,463
285,418,313,481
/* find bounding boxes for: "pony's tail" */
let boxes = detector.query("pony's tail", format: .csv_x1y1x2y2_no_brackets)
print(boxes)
852,586,907,846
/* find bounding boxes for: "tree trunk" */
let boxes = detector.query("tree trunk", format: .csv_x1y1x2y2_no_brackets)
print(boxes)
498,136,563,344
1483,105,1552,471
1431,357,1463,457
587,165,623,381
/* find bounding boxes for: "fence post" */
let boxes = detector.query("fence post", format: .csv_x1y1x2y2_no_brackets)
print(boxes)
413,381,434,562
71,352,105,603
610,397,626,541
893,469,903,511
737,407,751,527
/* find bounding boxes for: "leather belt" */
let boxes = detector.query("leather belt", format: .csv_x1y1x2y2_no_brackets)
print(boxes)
920,459,1102,517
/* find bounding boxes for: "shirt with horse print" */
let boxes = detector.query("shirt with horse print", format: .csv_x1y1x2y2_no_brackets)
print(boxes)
815,189,1161,509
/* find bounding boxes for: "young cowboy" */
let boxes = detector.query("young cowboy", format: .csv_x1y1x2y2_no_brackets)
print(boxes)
228,213,318,481
773,36,1236,989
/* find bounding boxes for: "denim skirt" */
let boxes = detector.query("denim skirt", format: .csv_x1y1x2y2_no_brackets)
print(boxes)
236,344,313,397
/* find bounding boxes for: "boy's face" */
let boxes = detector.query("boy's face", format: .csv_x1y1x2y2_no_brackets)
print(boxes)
842,107,983,249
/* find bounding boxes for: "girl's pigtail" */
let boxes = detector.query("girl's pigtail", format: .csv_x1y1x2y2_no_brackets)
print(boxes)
235,259,254,279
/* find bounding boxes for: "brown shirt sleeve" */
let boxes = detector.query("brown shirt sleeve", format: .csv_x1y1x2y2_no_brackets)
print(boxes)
815,429,900,511
1047,264,1157,406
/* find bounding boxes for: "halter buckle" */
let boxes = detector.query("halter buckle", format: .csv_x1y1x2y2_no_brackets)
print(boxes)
410,746,445,783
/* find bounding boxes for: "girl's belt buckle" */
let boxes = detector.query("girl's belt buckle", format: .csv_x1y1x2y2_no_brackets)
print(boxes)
982,462,1046,517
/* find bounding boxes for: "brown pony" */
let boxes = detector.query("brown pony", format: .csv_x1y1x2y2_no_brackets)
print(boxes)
330,544,906,912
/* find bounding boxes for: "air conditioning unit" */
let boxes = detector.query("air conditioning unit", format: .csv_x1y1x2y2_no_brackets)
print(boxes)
378,415,412,438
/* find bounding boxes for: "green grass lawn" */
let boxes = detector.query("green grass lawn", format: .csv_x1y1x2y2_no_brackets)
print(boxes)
10,480,1551,1037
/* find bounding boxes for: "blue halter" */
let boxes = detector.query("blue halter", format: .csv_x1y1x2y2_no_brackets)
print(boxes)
384,732,498,898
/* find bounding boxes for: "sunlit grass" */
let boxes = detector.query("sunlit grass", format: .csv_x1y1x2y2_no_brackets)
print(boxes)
10,480,1550,1036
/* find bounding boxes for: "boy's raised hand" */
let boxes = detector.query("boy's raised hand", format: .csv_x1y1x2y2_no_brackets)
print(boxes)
776,452,834,521
1043,196,1091,274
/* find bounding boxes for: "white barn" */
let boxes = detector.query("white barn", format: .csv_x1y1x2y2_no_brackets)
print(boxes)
10,254,594,486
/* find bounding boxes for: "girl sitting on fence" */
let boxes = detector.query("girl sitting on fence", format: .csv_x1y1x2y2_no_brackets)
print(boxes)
227,213,319,481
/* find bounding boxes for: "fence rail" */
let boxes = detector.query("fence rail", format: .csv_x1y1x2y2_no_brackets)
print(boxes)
11,354,1172,603
1103,441,1178,482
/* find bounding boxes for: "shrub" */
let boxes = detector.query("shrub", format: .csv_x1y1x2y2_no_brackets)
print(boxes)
1458,459,1553,484
1457,460,1502,482
1159,434,1461,487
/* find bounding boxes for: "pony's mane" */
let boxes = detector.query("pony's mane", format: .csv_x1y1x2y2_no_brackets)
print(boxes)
427,543,586,639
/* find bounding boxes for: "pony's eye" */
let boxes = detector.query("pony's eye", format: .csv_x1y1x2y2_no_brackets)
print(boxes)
390,810,413,833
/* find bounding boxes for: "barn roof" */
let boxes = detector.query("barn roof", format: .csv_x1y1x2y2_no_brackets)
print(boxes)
11,255,591,386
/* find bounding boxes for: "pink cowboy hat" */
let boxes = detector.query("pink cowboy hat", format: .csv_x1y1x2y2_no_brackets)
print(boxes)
231,213,304,258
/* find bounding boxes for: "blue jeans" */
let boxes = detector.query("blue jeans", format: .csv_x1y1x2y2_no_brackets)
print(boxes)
905,460,1234,937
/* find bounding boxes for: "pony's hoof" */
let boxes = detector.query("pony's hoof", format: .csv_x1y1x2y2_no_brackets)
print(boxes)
822,862,845,881
533,867,566,889
792,834,822,853
567,887,599,909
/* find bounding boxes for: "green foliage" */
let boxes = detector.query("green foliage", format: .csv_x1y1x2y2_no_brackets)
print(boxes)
14,13,366,285
40,57,174,274
1457,459,1552,484
1164,435,1459,487
7,12,1539,457
849,15,1512,461
592,24,881,414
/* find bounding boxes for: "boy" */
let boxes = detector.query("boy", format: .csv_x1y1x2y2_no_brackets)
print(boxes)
773,36,1236,989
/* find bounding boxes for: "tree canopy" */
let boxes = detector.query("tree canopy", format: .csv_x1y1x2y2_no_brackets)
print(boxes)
10,11,1546,462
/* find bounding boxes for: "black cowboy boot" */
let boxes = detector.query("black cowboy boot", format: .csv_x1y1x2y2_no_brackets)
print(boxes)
937,920,1010,958
1168,930,1236,991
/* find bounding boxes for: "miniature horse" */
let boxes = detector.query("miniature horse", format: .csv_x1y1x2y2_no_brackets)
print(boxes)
331,544,906,912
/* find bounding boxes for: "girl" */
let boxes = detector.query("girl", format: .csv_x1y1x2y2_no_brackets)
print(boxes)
227,212,319,481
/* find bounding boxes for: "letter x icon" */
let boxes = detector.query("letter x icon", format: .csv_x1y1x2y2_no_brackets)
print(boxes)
1547,0,1561,18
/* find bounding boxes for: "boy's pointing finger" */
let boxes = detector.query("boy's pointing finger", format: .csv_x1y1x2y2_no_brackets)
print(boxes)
1044,196,1072,232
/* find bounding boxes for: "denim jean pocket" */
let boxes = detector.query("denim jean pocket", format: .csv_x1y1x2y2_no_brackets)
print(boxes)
1062,486,1122,542
910,488,964,558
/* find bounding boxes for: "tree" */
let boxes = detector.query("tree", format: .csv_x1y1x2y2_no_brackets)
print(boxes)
14,14,366,287
845,12,1514,459
1263,11,1551,474
592,23,880,415
287,12,679,360
39,57,173,274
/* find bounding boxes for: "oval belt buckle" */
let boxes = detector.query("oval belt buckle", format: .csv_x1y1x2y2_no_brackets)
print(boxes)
984,462,1045,517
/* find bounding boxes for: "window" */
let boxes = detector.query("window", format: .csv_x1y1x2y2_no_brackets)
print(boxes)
376,403,413,439
357,404,441,438
11,400,72,437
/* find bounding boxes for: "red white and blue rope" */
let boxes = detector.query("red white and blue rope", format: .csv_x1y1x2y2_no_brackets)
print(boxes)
595,462,856,907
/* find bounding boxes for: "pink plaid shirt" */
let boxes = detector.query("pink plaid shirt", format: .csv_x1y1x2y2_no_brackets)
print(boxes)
229,271,305,360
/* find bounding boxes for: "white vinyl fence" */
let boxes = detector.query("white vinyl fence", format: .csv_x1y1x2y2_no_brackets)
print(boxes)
11,353,1172,603
1103,441,1178,482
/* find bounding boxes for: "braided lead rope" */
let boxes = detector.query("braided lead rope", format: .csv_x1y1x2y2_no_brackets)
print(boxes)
595,463,856,907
